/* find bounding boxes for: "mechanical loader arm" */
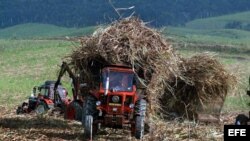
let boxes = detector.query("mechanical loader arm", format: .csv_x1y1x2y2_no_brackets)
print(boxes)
54,62,80,105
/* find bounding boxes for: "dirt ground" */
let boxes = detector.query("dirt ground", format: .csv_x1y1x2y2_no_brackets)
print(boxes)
0,105,243,141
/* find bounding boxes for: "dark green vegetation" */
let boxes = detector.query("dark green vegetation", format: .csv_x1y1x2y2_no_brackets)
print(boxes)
1,0,250,28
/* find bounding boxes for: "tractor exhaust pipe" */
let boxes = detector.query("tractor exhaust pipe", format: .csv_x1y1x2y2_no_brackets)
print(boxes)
105,76,109,96
104,69,110,96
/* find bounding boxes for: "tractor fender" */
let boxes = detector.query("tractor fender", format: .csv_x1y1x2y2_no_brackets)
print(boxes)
41,99,54,109
64,100,83,121
43,99,53,105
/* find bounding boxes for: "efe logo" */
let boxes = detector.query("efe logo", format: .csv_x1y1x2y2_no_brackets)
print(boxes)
228,129,246,136
224,125,249,141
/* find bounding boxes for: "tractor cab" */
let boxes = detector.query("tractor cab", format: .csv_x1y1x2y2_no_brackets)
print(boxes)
33,81,68,101
102,66,135,92
83,65,147,140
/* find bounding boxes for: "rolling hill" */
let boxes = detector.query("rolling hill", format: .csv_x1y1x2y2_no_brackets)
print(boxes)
0,23,96,39
185,11,250,30
164,11,250,47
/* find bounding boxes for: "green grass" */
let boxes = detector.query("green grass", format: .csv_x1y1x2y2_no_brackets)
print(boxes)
166,27,250,41
185,11,250,30
164,26,250,49
0,23,96,39
223,95,250,112
0,39,74,107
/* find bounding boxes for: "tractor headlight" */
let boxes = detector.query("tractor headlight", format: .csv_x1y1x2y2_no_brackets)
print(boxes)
129,103,134,109
111,96,120,103
96,101,101,106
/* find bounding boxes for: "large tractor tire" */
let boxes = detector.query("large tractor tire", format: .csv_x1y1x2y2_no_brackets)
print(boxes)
82,95,98,140
134,99,147,139
84,115,94,140
35,101,48,115
235,114,249,125
64,101,82,121
16,102,29,114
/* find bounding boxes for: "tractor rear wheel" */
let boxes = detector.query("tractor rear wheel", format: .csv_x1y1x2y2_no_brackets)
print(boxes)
64,101,82,121
35,101,48,114
235,114,249,125
134,99,147,139
82,95,98,140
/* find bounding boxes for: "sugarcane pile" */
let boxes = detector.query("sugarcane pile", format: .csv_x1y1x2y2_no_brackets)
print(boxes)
160,53,236,119
69,17,180,111
67,17,236,118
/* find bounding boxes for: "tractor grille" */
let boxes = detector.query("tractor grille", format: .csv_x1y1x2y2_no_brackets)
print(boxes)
107,95,123,114
108,106,122,114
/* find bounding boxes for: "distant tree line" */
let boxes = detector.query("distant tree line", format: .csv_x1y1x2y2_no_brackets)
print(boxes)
225,21,250,31
1,0,250,28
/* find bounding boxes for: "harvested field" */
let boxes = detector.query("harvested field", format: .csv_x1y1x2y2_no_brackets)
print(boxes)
0,108,243,141
0,110,83,141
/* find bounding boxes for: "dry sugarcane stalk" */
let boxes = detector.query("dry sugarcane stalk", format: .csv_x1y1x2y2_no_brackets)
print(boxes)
65,17,236,120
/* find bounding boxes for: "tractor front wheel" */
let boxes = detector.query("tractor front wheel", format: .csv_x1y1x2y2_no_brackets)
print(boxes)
35,101,48,114
235,114,249,125
82,95,98,140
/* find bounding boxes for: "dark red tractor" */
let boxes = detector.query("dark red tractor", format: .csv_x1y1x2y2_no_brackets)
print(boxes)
235,76,250,125
82,65,147,140
17,62,84,120
16,81,70,114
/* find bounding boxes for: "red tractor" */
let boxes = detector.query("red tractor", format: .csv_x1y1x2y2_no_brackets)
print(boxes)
47,62,147,139
82,65,147,140
235,76,250,125
17,62,83,120
16,81,70,114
